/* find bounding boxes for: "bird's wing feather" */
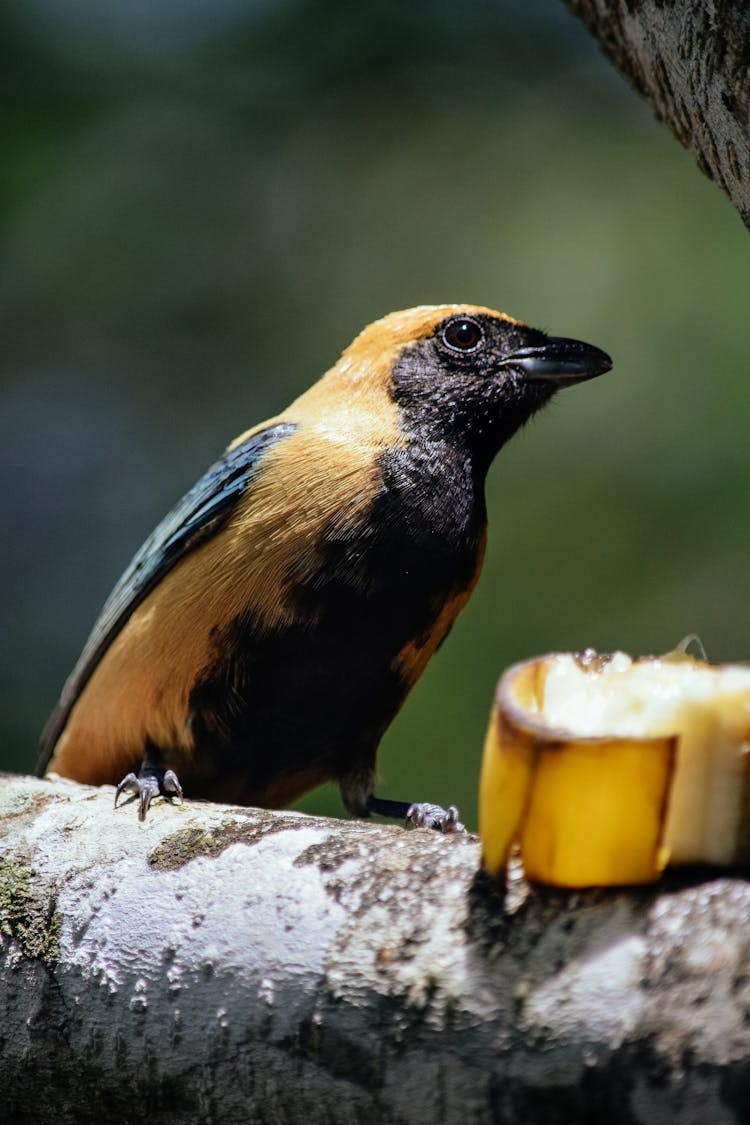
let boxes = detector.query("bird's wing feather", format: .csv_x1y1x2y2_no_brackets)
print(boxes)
37,420,298,772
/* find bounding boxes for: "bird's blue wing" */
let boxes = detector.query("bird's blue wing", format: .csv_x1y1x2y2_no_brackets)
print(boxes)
95,421,297,637
38,420,297,770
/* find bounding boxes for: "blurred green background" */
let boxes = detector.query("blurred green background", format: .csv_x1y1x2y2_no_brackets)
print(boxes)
2,1,747,830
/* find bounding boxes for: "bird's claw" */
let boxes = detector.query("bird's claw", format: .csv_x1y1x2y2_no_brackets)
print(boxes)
114,767,183,821
405,802,465,833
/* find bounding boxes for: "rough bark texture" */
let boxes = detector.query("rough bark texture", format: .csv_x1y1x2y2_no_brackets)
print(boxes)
2,773,750,1124
565,0,750,227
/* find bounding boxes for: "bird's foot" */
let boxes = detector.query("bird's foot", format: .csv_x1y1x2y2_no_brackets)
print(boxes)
365,795,465,833
114,765,183,821
405,802,465,834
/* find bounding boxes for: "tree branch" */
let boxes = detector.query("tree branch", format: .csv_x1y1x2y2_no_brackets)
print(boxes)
564,0,750,227
2,773,750,1123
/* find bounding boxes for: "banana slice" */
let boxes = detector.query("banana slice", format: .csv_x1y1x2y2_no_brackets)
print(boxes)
479,650,750,887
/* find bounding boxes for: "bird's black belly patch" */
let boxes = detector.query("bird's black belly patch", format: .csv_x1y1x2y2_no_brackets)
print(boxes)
187,441,485,797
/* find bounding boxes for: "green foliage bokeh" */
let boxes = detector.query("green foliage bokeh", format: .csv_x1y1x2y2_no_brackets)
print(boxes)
2,2,747,829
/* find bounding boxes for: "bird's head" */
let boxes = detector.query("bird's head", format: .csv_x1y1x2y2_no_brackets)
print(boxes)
297,304,611,476
377,304,611,466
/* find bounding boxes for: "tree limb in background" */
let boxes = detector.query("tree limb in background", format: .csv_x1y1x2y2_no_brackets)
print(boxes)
2,774,750,1124
565,0,750,227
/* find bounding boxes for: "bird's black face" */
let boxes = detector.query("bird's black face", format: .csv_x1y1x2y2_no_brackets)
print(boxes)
390,312,611,473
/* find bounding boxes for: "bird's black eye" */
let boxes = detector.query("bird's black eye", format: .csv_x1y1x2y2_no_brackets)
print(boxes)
441,317,484,353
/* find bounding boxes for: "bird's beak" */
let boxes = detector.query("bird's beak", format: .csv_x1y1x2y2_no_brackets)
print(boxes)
500,337,612,385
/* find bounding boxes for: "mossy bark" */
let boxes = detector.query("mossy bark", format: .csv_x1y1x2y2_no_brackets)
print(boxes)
2,773,750,1124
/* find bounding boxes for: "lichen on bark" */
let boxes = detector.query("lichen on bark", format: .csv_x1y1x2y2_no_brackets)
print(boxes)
0,855,61,966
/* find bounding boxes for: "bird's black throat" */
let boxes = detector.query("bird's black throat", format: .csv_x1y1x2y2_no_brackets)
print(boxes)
389,316,558,479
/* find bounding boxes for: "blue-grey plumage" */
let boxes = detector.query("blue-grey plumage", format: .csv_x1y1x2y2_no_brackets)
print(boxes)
40,421,299,766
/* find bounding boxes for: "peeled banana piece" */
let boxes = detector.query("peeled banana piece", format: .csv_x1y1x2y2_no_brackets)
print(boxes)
479,649,750,887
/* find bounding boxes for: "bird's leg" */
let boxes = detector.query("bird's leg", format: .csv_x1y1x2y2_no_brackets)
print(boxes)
340,765,464,833
366,795,465,834
114,755,183,821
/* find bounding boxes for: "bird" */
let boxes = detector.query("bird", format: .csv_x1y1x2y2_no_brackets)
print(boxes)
37,304,611,827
